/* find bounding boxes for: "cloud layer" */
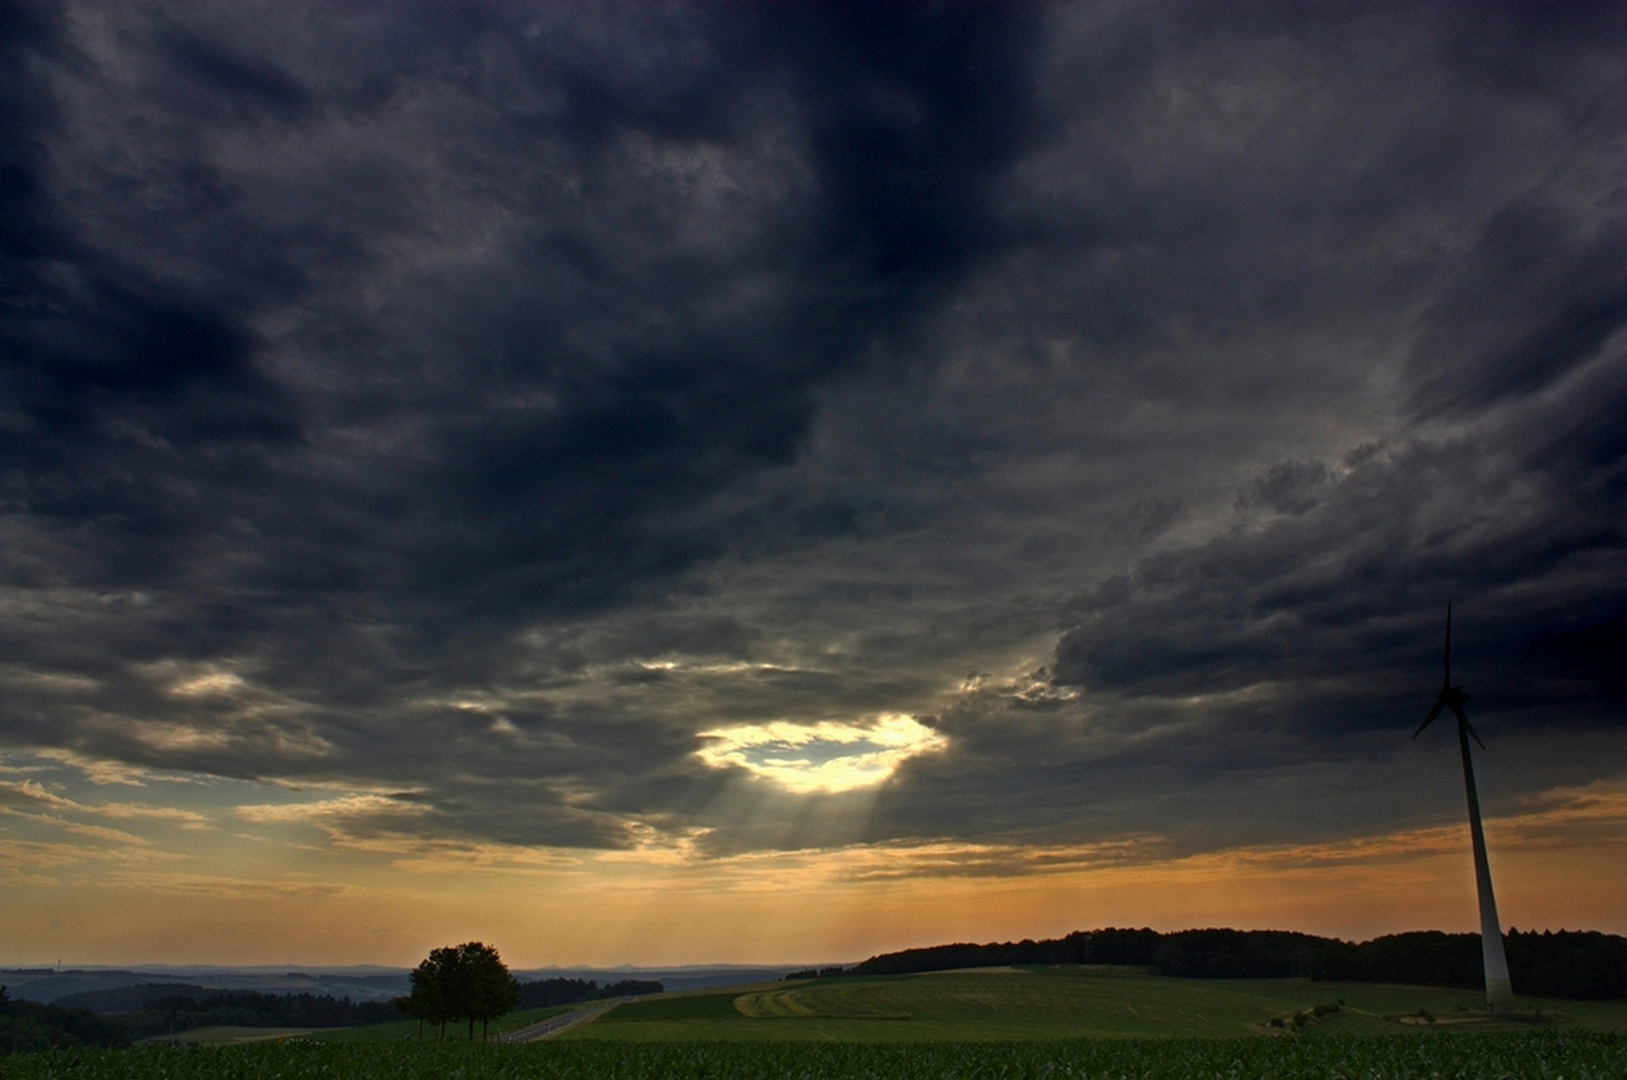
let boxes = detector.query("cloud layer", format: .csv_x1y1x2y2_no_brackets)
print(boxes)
2,1,1624,905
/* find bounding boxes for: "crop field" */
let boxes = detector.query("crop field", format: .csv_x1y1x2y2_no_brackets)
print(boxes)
7,1030,1626,1079
122,1002,589,1046
133,1025,318,1045
9,970,1627,1077
570,966,1627,1042
306,1002,584,1043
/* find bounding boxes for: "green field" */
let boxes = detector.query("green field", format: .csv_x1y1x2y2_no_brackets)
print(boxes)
9,969,1627,1078
307,1002,585,1043
137,1002,588,1045
8,1030,1626,1079
135,1025,318,1045
566,966,1627,1042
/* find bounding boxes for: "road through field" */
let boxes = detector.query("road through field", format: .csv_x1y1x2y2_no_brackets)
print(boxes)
498,997,630,1042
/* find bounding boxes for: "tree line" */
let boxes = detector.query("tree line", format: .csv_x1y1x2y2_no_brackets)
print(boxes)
0,986,128,1054
781,966,851,981
47,982,402,1038
516,977,663,1009
848,928,1163,976
840,926,1627,999
140,990,399,1036
2,983,405,1052
1316,929,1627,999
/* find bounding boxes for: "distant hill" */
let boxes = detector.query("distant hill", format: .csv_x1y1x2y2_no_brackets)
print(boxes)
516,977,664,1009
2,971,158,1005
844,927,1627,1000
1,964,775,1009
50,983,211,1013
1,969,408,1005
43,984,399,1038
513,966,788,993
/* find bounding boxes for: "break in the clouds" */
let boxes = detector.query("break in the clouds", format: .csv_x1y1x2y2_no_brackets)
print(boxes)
2,0,1625,925
697,715,946,795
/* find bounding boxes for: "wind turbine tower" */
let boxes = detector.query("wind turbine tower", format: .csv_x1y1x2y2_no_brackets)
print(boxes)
1413,602,1513,1013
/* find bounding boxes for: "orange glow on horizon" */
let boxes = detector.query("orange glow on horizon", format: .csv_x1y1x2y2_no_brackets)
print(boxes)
3,776,1623,968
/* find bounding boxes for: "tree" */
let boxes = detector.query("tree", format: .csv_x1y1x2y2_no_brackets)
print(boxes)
458,942,521,1041
408,941,520,1041
406,947,457,1039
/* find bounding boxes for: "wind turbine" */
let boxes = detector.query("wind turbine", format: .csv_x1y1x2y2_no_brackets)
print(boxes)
1413,602,1513,1013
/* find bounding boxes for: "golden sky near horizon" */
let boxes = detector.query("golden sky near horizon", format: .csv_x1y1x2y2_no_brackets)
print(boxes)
5,749,1624,968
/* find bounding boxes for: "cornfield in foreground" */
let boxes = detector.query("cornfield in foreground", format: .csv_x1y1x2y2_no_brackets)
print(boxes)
5,1031,1625,1080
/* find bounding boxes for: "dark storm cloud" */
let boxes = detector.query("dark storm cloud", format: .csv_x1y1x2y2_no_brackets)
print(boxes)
158,22,318,125
0,0,1049,843
1037,197,1627,844
1053,169,1627,723
1055,433,1627,709
3,1,1041,608
2,1,1625,858
1409,204,1627,417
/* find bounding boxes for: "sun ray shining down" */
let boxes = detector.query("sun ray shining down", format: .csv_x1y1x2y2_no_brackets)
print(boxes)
696,715,949,795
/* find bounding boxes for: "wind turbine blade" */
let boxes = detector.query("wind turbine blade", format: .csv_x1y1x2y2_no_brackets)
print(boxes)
1413,701,1444,738
1454,705,1486,749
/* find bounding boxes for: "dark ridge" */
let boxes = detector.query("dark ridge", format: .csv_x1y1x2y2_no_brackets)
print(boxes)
845,926,1627,999
516,977,664,1010
1316,929,1627,1000
44,984,401,1039
851,928,1160,975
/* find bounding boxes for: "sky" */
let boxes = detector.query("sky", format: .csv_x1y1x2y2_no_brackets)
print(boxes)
2,1,1625,970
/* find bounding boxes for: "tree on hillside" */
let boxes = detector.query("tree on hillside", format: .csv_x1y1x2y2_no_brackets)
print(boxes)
407,942,520,1041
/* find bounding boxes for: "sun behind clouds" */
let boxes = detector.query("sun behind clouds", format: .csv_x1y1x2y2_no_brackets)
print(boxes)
696,714,947,794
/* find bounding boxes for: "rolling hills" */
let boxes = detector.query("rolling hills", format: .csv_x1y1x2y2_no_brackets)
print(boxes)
564,965,1627,1042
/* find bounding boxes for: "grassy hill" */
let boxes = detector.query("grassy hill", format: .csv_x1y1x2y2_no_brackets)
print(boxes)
562,966,1627,1042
